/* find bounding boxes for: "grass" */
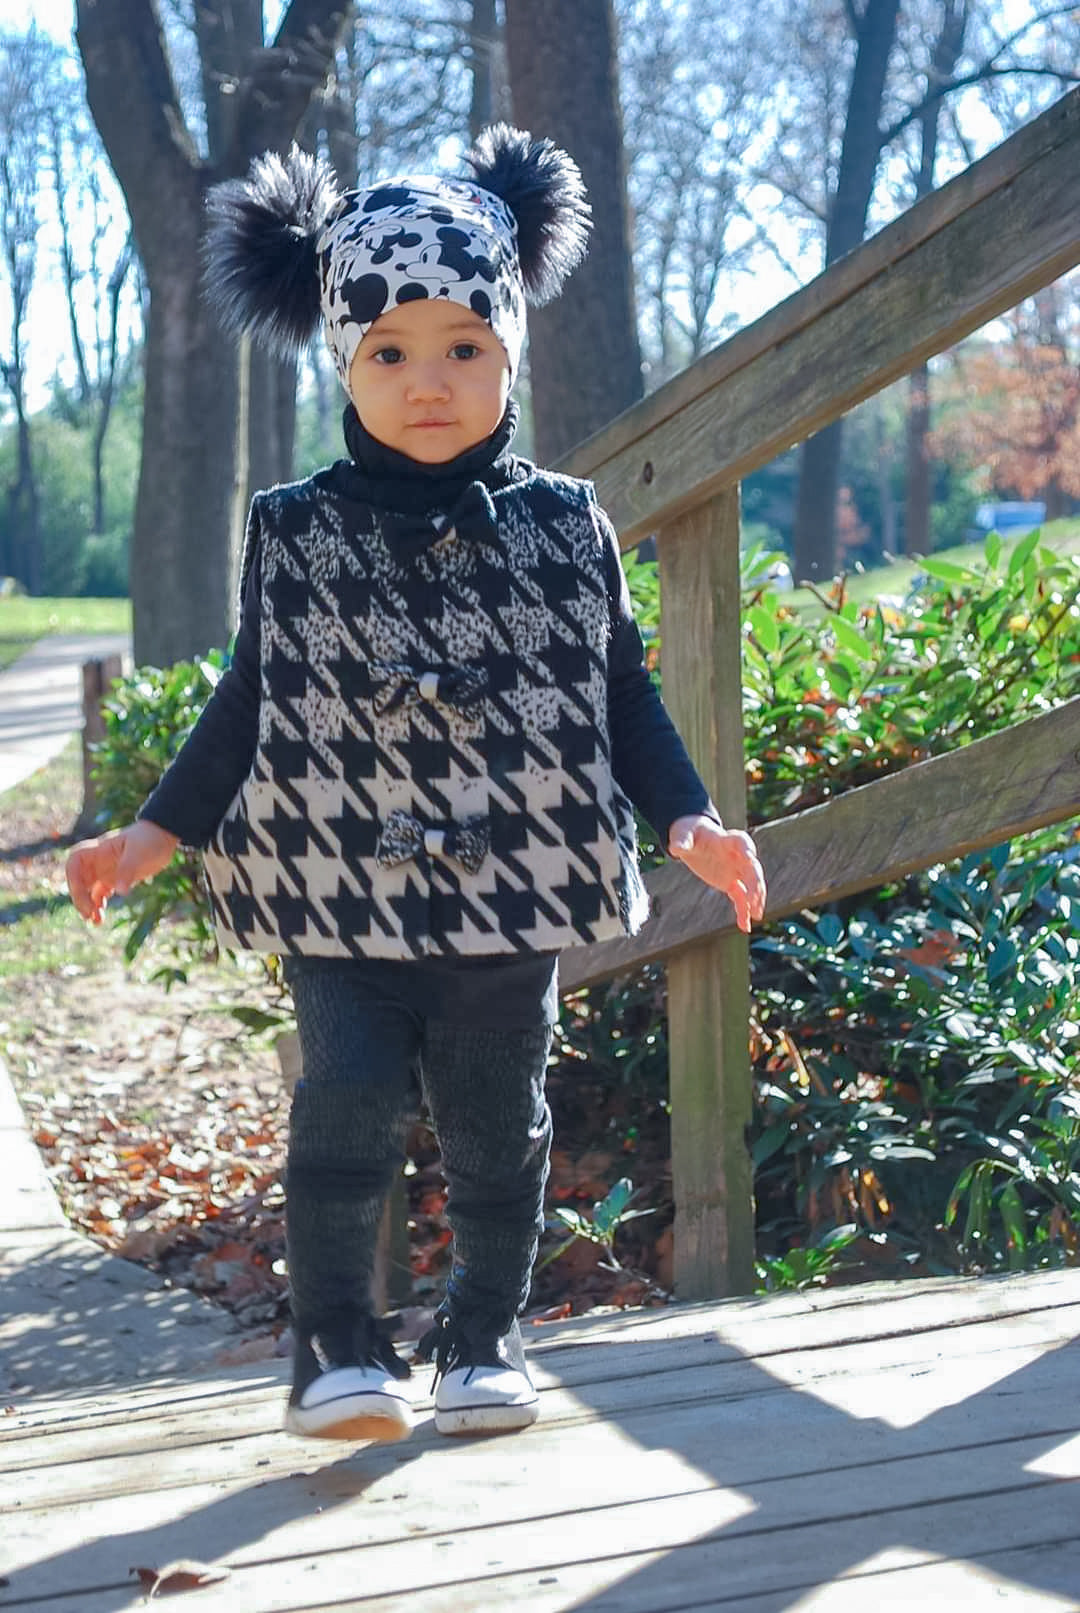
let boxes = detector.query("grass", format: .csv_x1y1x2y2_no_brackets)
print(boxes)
0,899,106,979
0,596,131,672
0,739,101,979
787,517,1080,614
1,735,84,817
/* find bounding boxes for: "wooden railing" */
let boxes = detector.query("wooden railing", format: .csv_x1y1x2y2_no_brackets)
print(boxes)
555,86,1080,1301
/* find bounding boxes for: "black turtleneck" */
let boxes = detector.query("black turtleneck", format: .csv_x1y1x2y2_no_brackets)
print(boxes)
333,400,527,513
141,409,712,859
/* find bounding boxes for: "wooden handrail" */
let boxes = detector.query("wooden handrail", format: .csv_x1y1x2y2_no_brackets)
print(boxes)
561,695,1080,993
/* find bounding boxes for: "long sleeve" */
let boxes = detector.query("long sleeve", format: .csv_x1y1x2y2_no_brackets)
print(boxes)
597,506,719,845
138,540,262,849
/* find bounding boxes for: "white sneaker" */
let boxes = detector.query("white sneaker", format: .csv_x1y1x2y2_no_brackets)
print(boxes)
285,1319,414,1442
418,1308,539,1436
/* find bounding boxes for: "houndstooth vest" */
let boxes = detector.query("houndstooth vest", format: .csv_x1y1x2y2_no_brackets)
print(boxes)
202,467,648,958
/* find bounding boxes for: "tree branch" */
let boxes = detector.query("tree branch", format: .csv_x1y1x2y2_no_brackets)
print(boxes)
75,0,198,248
226,0,353,169
880,60,1080,149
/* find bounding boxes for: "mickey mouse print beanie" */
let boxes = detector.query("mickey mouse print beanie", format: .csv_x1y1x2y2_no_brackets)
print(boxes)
203,125,591,389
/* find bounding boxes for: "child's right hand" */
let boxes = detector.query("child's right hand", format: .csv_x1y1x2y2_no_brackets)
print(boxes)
66,821,181,925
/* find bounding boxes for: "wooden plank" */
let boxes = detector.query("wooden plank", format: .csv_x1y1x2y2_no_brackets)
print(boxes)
5,1295,1077,1523
5,1428,1076,1612
224,1524,1080,1613
4,1268,1078,1454
561,693,1080,991
557,89,1080,545
656,491,754,1299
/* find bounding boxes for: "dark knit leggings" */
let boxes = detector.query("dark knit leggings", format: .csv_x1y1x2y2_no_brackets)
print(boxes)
283,956,554,1336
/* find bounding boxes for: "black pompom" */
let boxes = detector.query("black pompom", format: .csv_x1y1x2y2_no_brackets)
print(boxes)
466,124,591,305
203,147,341,356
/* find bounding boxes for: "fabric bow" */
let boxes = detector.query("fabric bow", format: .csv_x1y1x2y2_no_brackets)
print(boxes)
372,664,488,717
381,480,499,566
375,809,491,876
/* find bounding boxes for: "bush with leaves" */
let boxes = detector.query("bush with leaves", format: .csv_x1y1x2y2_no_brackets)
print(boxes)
612,533,1080,1284
91,652,226,973
751,831,1080,1275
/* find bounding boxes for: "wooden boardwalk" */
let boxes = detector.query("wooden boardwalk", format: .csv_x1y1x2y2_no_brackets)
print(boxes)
2,1268,1079,1611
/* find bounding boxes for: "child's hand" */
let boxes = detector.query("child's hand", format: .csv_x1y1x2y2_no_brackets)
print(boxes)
667,814,766,934
66,821,180,926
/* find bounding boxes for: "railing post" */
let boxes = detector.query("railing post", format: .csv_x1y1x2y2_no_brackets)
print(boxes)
656,485,754,1299
75,655,123,837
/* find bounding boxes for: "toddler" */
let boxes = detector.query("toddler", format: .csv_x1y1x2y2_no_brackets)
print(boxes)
67,125,766,1444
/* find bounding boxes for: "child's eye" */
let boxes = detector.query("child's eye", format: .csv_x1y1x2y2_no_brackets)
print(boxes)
373,347,404,365
450,343,480,360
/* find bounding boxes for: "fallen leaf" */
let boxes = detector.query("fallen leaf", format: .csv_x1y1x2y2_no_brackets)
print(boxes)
131,1560,230,1597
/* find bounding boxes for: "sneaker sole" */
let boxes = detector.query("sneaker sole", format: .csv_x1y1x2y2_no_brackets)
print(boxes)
285,1399,414,1443
434,1399,539,1437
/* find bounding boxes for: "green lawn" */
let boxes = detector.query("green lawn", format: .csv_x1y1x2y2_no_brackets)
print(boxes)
0,596,131,672
788,517,1080,614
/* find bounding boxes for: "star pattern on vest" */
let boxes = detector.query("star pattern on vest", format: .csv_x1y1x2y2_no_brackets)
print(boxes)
202,472,649,958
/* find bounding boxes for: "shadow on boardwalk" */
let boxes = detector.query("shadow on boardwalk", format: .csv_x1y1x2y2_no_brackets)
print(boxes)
3,1274,1079,1610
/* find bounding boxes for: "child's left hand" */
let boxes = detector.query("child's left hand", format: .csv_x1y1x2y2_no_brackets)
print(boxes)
667,814,767,934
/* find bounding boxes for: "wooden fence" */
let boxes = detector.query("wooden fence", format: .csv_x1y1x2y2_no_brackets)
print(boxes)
555,86,1080,1302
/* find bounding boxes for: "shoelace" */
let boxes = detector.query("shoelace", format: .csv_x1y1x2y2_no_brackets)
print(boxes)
312,1314,412,1381
414,1304,509,1389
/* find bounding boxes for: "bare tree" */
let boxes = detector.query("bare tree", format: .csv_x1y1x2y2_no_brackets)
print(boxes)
76,0,351,666
791,0,901,585
901,0,969,556
45,71,136,542
617,0,769,386
744,0,1080,579
0,28,57,592
505,0,643,462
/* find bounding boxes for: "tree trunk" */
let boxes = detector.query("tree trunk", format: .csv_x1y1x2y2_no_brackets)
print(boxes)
905,363,932,555
505,0,643,463
76,0,350,666
792,0,900,583
905,1,968,558
131,214,245,665
469,0,502,142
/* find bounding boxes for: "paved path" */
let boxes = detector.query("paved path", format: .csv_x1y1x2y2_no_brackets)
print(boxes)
1,634,235,1392
0,633,131,798
0,1054,236,1398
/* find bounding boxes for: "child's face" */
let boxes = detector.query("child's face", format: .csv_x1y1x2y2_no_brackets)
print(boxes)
347,300,512,463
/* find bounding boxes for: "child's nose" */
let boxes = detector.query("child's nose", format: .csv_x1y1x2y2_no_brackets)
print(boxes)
406,362,451,401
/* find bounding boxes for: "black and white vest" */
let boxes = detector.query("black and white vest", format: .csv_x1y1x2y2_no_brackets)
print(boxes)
202,467,649,958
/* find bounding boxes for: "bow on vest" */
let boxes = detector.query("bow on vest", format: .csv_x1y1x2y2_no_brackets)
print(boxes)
371,664,488,718
375,809,491,876
381,481,499,566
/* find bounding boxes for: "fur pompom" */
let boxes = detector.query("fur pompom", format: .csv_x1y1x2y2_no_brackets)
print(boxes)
203,147,341,356
466,124,591,305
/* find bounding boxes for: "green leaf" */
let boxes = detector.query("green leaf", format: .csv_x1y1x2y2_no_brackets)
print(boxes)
1007,528,1040,578
830,614,874,661
998,1181,1027,1269
752,1120,793,1166
749,605,780,653
920,557,979,585
984,531,1002,570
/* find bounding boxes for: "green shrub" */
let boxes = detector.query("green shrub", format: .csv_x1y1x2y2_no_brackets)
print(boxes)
91,652,226,969
751,831,1080,1274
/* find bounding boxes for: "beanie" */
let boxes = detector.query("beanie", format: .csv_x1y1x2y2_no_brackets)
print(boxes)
203,125,591,391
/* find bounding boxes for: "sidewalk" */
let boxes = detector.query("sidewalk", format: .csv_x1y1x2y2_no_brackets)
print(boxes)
0,633,130,797
0,1055,235,1400
1,631,237,1399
